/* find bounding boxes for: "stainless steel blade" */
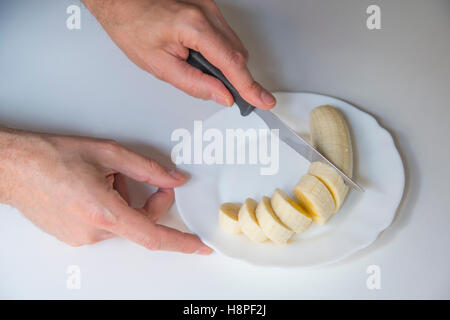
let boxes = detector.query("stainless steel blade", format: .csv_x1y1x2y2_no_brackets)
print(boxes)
254,108,364,192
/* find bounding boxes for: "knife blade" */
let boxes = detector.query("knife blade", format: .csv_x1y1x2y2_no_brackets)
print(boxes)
186,49,364,192
254,108,364,192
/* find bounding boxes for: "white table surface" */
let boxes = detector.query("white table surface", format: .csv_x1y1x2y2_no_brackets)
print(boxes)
1,0,449,299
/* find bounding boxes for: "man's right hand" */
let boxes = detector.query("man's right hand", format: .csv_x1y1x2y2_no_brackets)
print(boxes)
0,128,212,254
83,0,276,109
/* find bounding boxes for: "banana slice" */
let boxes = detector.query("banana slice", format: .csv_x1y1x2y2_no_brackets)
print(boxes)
271,188,312,233
255,196,294,244
238,198,268,242
308,105,354,212
308,162,348,212
218,202,242,234
309,105,353,177
293,174,335,225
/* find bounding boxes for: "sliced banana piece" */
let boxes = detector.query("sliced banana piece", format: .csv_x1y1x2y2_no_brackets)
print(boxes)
218,202,242,234
238,198,268,243
293,174,335,225
271,188,312,234
309,105,353,177
255,196,294,244
308,162,348,212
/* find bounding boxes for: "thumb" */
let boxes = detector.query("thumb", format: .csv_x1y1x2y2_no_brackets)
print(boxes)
103,195,212,255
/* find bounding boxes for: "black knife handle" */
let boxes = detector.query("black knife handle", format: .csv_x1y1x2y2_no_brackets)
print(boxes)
186,49,255,116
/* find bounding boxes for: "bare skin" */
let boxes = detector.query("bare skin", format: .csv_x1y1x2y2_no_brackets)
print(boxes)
82,0,276,108
1,0,272,253
0,128,211,254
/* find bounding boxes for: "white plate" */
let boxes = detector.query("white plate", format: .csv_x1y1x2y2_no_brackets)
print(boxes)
174,92,405,267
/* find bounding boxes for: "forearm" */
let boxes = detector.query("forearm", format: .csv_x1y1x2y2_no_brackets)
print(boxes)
0,127,20,162
0,127,20,204
82,0,141,27
0,127,41,205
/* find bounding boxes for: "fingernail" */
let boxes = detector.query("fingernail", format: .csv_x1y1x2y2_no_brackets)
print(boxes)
260,89,276,106
211,93,231,107
195,247,213,255
168,168,187,181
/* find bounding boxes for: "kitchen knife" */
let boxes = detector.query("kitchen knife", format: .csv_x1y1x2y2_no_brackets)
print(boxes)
186,49,364,192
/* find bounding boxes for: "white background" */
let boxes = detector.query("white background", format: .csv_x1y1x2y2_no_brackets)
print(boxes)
0,0,449,299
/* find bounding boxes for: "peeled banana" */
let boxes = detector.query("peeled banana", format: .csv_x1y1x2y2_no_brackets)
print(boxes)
238,198,268,242
271,188,312,233
218,202,242,234
255,196,294,244
307,105,353,212
309,105,353,177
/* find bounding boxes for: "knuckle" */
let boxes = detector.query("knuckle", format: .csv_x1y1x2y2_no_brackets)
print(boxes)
66,240,83,247
183,5,205,22
247,80,261,92
179,5,208,33
201,0,218,10
142,237,161,251
85,235,101,245
85,206,117,228
98,139,121,155
145,158,163,174
103,139,120,150
229,50,248,68
79,234,99,246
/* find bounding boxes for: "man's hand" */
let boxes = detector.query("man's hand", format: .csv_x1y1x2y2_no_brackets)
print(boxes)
83,0,276,109
0,128,212,254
